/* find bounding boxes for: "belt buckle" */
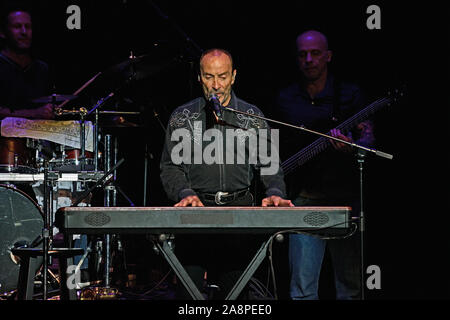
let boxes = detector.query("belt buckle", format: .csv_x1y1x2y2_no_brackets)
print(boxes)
214,191,229,205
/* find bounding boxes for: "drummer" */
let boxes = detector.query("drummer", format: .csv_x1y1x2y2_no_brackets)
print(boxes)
0,4,54,183
0,4,91,289
0,4,53,120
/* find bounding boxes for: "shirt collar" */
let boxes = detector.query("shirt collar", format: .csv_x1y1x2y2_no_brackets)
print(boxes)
296,74,335,99
0,52,35,72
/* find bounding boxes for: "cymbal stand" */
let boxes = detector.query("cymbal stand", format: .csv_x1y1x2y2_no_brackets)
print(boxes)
94,108,99,171
103,134,116,288
87,91,116,171
42,160,53,300
79,112,86,172
87,93,116,118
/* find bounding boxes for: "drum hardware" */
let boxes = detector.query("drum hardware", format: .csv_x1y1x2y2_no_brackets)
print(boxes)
71,159,124,207
0,137,38,174
66,134,126,294
2,74,132,299
48,145,96,175
10,165,108,299
52,73,114,174
8,159,94,300
32,49,170,299
51,71,103,170
79,110,88,173
80,126,125,253
53,106,87,117
102,134,114,289
42,160,52,300
86,91,116,174
94,109,99,171
56,97,97,173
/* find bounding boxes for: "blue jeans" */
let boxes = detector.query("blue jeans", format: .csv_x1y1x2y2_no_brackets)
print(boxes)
289,196,361,300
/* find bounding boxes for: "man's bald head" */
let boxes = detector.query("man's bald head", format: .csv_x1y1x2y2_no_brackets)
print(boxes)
296,30,329,52
200,48,234,70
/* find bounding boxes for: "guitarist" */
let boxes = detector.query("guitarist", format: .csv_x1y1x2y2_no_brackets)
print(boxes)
276,30,375,300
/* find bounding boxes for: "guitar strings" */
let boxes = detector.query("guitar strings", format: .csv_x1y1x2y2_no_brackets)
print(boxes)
280,97,390,175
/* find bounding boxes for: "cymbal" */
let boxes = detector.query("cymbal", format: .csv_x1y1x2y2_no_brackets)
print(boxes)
83,44,185,96
101,50,182,84
31,94,78,104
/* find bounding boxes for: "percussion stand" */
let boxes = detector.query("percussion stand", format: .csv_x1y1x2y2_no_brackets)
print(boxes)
41,160,53,300
86,94,114,290
103,135,131,288
87,91,116,171
103,134,116,288
79,111,87,172
86,90,136,289
94,109,99,171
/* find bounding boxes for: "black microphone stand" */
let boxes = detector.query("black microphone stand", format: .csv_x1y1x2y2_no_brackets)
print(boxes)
357,150,366,300
220,105,393,300
222,106,393,160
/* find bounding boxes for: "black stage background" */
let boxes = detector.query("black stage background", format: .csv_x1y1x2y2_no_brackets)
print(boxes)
4,0,449,300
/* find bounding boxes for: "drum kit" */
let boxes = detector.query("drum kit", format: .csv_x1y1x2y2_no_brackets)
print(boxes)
0,52,169,299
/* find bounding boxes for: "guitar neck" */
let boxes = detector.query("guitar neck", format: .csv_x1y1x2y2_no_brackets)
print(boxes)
336,96,390,133
281,96,392,175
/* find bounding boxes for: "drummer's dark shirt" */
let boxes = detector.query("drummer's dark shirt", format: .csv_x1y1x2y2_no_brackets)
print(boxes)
0,52,50,116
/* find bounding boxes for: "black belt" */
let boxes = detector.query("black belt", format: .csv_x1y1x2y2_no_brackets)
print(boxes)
202,188,249,205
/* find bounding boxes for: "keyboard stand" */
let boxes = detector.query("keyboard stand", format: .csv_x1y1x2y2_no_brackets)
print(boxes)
155,235,273,300
226,236,271,300
155,239,205,300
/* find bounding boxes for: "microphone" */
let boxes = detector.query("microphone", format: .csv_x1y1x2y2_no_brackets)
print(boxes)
209,94,222,117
